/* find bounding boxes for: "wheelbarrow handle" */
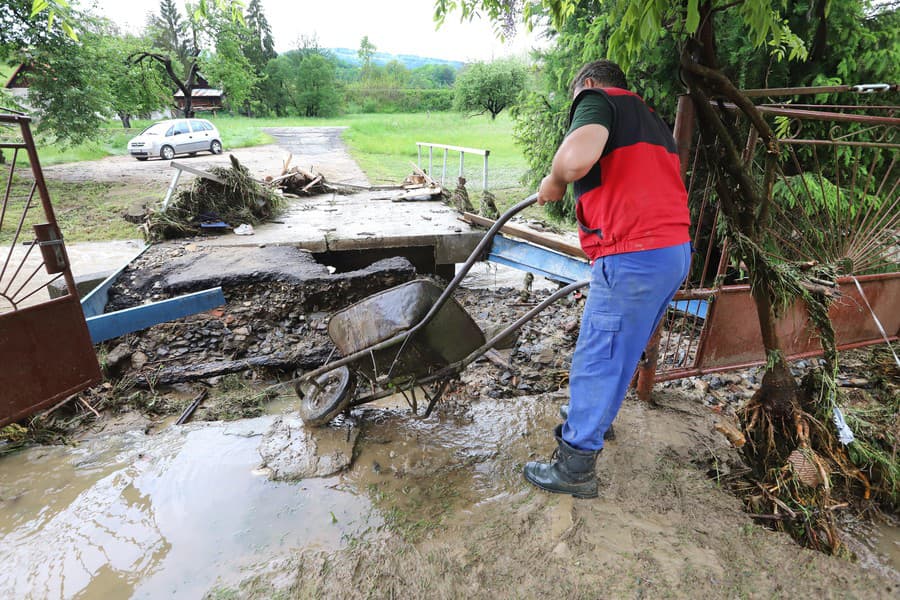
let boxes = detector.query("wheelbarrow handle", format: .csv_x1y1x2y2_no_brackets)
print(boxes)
410,193,539,331
376,194,540,379
446,193,538,289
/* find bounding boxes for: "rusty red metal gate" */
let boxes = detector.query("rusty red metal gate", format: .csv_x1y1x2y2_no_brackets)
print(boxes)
637,86,899,396
0,114,101,426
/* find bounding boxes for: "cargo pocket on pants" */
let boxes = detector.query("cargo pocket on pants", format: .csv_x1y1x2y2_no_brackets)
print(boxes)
587,313,622,359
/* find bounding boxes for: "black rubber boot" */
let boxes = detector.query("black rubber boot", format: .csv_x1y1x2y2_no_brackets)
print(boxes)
523,425,599,499
558,404,616,441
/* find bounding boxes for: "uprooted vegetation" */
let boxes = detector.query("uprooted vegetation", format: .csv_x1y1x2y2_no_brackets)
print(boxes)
145,155,282,240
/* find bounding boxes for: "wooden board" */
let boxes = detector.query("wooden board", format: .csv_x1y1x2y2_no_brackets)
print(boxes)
461,212,586,259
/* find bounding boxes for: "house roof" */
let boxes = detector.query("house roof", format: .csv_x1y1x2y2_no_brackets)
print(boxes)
4,64,29,89
173,88,224,98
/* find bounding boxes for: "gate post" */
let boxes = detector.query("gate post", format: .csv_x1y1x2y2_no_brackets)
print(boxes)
635,94,696,401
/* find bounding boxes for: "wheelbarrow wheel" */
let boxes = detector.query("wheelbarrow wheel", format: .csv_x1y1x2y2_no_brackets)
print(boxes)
296,366,356,427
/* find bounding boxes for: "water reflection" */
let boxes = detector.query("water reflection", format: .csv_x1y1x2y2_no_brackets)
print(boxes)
0,417,375,599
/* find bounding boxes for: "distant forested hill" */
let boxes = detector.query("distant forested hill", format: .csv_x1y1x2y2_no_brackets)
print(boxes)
327,48,464,70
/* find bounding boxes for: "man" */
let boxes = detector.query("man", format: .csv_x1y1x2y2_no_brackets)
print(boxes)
523,60,692,499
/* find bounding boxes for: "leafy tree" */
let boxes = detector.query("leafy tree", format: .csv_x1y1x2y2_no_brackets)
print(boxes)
200,6,259,112
242,0,275,72
132,0,245,117
1,2,169,141
2,0,71,53
358,35,376,81
293,52,341,117
259,44,341,117
26,0,77,39
409,63,457,88
100,33,171,127
453,58,527,119
258,52,293,116
136,0,204,117
383,59,410,87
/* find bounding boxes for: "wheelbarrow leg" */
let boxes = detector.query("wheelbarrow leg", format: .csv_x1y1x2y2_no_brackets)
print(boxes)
422,379,451,418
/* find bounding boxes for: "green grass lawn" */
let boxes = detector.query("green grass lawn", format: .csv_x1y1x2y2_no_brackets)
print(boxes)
0,177,141,244
18,111,559,242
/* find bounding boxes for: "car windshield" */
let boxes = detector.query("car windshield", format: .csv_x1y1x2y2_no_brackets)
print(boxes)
138,123,171,136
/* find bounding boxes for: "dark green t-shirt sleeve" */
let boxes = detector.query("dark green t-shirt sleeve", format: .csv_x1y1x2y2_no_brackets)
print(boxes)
566,93,614,137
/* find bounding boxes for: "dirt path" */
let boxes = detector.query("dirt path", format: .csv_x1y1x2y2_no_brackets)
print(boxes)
40,127,368,187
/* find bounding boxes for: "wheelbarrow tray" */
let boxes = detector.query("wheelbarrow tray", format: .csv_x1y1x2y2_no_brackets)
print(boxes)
328,279,485,379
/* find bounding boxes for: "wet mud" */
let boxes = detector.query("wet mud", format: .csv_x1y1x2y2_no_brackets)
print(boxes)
222,390,898,599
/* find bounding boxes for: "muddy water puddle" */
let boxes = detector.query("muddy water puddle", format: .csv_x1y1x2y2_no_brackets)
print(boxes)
0,417,375,599
346,394,553,523
844,518,900,580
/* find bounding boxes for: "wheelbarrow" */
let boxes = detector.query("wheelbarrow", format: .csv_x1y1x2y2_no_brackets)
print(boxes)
294,194,591,426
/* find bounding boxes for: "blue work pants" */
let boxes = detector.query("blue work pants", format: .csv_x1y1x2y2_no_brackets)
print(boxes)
563,242,691,451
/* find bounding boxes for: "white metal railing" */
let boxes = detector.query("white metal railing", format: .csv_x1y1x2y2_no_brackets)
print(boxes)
416,142,490,191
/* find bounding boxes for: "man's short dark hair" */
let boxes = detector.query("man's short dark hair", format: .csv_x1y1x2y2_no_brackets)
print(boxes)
571,60,628,93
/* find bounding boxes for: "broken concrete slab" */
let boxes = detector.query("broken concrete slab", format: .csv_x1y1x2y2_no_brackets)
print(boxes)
203,189,483,266
105,244,417,313
160,245,331,290
258,415,359,479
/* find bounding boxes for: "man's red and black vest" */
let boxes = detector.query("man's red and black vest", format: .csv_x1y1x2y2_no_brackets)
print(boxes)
569,87,690,261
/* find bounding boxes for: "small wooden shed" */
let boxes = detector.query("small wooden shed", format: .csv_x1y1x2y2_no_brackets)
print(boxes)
174,87,225,112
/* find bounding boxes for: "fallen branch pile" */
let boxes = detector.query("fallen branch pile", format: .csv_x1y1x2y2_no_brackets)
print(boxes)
265,155,329,197
145,155,281,240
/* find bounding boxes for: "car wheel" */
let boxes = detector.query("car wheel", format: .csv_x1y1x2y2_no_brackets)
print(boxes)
160,145,175,161
210,140,223,155
135,157,148,161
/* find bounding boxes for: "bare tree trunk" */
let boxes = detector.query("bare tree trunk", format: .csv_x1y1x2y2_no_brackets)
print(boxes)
130,51,199,119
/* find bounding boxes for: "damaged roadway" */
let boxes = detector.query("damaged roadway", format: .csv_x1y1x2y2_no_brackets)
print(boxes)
101,243,418,387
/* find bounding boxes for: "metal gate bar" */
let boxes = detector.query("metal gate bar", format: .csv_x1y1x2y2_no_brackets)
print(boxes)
637,86,899,398
0,113,101,426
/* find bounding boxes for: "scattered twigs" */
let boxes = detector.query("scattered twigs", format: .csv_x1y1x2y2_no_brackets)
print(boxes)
265,164,329,196
79,397,101,419
40,393,80,418
175,389,208,425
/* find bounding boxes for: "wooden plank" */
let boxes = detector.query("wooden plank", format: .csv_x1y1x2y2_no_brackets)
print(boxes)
462,212,586,259
410,162,440,187
85,287,225,343
169,161,226,184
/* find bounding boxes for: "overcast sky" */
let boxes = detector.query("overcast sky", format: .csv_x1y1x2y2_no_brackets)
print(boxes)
84,0,546,62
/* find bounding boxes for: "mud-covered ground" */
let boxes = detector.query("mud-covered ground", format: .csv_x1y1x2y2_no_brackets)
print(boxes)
11,125,894,597
3,254,898,598
220,391,897,599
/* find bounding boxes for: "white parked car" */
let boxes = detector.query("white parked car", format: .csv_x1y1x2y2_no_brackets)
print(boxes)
127,118,223,161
